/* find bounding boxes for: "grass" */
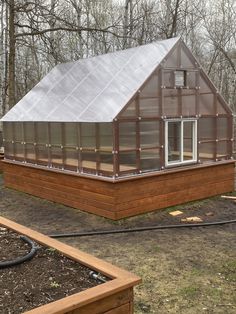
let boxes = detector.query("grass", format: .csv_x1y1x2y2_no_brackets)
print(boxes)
179,285,201,298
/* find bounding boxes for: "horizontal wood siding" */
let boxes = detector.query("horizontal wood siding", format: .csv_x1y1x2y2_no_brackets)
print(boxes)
67,289,132,314
3,161,235,220
115,162,234,219
4,163,117,219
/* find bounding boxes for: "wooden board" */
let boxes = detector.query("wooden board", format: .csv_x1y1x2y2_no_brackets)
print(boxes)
3,160,235,220
0,155,4,172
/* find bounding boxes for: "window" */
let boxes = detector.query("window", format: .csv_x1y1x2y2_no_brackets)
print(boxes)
165,119,197,166
174,70,186,87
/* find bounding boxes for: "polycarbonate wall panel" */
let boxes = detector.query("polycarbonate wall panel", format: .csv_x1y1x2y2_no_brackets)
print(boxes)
4,142,14,160
25,144,35,162
99,123,113,151
217,117,228,139
199,76,211,93
3,123,14,160
37,145,49,166
163,90,179,117
99,152,113,172
140,98,160,117
51,146,63,168
140,74,159,98
3,122,14,142
217,141,228,159
119,151,137,172
217,98,228,115
198,118,215,140
37,123,48,144
14,122,23,142
15,142,24,161
81,151,97,170
81,123,96,149
64,148,78,171
119,100,136,117
164,48,178,67
186,71,196,88
140,149,160,171
25,123,35,143
163,71,173,88
50,123,62,146
140,121,159,148
182,95,196,116
64,123,78,147
119,122,136,150
199,142,215,162
180,49,195,68
199,93,214,115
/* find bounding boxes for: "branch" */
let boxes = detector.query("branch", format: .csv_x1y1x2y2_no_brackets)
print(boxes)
15,26,137,40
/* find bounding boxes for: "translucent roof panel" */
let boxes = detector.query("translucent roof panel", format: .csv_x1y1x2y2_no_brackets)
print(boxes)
1,37,180,122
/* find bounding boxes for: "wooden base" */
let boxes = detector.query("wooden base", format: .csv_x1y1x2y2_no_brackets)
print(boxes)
3,161,235,220
0,155,4,173
0,217,140,314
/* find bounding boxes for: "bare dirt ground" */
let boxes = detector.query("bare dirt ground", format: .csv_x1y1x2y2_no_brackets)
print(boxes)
0,174,235,314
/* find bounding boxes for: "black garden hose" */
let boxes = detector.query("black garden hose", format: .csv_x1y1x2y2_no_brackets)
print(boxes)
0,236,38,269
49,219,236,239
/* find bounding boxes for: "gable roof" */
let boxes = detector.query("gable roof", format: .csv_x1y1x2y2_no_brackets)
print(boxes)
1,37,180,122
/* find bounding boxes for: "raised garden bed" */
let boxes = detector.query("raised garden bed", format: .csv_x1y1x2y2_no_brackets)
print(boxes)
0,217,140,314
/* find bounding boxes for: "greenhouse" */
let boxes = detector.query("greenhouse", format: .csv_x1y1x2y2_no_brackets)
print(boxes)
1,37,234,219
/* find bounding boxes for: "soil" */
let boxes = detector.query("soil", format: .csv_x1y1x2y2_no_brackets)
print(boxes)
0,227,106,314
0,174,235,314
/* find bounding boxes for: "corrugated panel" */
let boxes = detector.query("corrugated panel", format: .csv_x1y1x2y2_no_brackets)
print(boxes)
1,37,180,122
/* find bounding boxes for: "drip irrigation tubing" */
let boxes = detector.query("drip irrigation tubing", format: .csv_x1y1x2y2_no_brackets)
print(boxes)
49,219,236,239
0,236,38,269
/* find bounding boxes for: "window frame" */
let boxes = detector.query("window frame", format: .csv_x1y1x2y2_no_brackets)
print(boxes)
174,70,186,87
165,118,197,167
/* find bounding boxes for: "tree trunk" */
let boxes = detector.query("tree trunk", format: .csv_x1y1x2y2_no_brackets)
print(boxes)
8,0,16,109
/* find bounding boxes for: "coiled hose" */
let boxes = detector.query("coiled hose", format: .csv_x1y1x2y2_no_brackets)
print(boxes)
0,235,38,269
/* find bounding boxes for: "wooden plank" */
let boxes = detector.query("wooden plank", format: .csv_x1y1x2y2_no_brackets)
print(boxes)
221,195,236,200
115,169,234,204
104,303,131,314
116,162,234,191
4,162,115,195
4,178,116,219
115,179,234,219
5,174,115,212
115,171,234,210
115,163,234,195
69,289,131,314
4,171,115,205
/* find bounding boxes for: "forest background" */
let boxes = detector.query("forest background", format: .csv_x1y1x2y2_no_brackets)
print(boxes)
0,0,235,119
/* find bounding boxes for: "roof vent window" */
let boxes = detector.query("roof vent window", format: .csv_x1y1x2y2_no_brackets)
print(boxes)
174,70,186,87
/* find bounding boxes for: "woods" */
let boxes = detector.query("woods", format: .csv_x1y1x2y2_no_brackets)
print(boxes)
0,0,235,118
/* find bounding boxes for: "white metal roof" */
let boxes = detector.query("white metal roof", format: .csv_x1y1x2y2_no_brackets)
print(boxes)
1,37,180,122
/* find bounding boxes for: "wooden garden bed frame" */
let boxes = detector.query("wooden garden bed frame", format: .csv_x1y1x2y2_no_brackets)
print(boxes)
2,160,235,219
0,217,140,314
